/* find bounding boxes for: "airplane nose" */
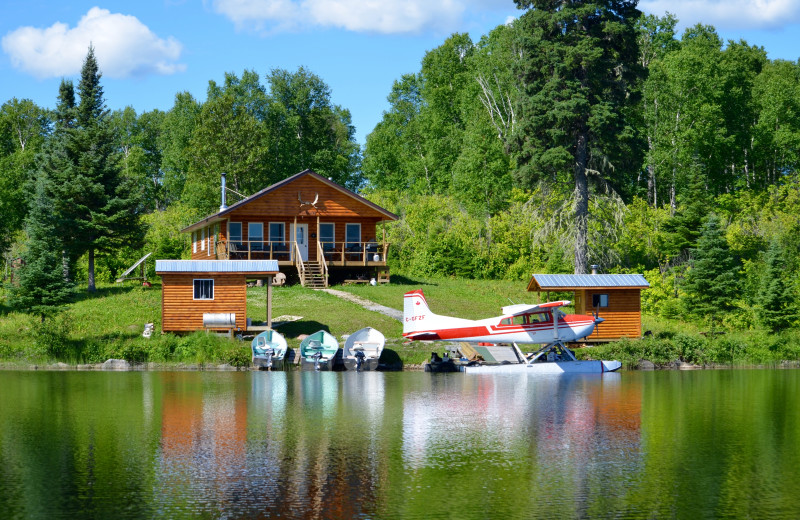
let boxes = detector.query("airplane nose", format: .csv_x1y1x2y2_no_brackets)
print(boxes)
594,316,605,324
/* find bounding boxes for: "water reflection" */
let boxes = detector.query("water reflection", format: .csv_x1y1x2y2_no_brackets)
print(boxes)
0,370,798,518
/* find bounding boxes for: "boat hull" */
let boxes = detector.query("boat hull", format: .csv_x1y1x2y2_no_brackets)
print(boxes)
342,357,380,372
301,357,336,371
460,359,621,374
253,355,285,370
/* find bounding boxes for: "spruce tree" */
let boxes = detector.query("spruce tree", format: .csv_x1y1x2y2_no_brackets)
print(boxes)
511,0,644,274
10,173,74,321
682,214,738,328
49,46,143,292
757,239,797,332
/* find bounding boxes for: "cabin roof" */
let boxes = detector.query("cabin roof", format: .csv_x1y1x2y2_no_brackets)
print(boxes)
156,260,279,274
181,169,399,233
527,273,650,291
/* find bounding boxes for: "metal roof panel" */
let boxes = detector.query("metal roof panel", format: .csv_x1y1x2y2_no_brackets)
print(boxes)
155,260,279,273
530,273,649,289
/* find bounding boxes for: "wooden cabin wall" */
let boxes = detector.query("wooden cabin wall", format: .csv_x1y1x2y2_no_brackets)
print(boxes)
577,288,642,340
161,273,247,331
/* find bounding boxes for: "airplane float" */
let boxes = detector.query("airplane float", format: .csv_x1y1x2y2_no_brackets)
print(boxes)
402,289,621,374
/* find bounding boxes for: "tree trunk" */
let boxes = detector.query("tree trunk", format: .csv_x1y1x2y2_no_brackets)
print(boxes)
88,247,96,292
574,130,589,275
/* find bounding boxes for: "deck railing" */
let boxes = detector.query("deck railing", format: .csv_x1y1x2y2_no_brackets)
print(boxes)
217,239,390,265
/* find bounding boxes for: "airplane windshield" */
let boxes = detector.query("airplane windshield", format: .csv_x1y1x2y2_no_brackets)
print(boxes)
500,312,551,326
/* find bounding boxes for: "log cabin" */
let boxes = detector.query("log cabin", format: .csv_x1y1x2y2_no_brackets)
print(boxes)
527,273,650,342
156,259,279,333
181,170,399,288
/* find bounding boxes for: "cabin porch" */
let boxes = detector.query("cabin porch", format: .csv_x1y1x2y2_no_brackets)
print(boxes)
215,238,391,288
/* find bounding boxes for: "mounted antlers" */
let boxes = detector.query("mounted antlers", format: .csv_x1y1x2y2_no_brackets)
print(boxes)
298,192,319,209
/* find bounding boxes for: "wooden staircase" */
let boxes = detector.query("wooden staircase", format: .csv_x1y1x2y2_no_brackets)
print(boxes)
301,261,327,289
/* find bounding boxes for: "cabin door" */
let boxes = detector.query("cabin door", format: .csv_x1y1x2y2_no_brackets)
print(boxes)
292,223,309,262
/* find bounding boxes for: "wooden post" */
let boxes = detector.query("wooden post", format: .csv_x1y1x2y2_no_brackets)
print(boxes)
266,275,273,328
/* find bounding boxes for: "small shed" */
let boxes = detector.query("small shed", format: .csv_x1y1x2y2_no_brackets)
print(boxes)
527,273,650,342
156,260,279,333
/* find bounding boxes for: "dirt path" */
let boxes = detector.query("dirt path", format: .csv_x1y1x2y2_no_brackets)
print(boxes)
320,289,403,322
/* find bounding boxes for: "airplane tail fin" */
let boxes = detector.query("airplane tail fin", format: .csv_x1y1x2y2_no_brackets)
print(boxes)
403,289,433,335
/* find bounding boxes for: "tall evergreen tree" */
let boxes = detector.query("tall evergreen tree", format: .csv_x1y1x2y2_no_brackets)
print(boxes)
10,173,74,321
511,0,644,274
757,239,797,332
49,47,143,292
682,214,738,327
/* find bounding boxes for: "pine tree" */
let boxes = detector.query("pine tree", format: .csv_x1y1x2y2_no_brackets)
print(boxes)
10,173,74,321
757,239,797,332
511,0,644,274
49,46,143,292
682,214,738,328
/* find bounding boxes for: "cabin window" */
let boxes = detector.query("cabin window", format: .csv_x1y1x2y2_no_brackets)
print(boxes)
200,227,205,251
229,222,242,252
500,318,511,325
269,222,285,249
592,294,609,308
207,226,212,256
249,222,264,251
529,312,548,323
192,231,197,253
212,223,219,254
319,223,335,251
193,279,214,300
345,223,361,250
513,315,527,325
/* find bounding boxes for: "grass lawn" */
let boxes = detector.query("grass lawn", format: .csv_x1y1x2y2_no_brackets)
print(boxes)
335,273,573,319
2,276,798,369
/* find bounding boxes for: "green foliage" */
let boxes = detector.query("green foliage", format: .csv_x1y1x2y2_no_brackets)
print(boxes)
757,239,798,332
511,0,644,273
45,47,144,292
682,214,739,326
9,173,75,320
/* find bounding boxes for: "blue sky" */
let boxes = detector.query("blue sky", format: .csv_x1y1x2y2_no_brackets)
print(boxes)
2,1,800,146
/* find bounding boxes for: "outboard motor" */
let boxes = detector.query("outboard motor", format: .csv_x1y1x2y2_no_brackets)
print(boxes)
264,348,274,369
312,351,323,371
355,350,366,371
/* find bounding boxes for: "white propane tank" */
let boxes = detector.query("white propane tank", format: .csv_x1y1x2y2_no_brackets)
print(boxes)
203,313,236,328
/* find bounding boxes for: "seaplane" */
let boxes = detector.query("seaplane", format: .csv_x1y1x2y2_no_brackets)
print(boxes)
402,289,621,374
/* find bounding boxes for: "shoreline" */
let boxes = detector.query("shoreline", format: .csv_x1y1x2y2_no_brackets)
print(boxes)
2,360,798,372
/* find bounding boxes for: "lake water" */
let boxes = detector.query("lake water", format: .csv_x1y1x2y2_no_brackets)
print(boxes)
1,369,798,519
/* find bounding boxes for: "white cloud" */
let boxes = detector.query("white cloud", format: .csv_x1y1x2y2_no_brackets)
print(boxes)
1,7,185,79
639,0,800,30
212,0,468,34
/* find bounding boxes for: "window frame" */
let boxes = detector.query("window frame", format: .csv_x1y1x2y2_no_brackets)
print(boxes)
249,222,264,251
345,223,361,250
592,293,609,308
269,222,286,247
193,279,214,300
319,222,335,250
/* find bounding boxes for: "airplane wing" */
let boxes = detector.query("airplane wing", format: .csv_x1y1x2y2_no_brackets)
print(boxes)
500,300,571,316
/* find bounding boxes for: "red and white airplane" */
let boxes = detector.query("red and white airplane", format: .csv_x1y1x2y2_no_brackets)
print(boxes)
402,289,620,373
402,289,601,345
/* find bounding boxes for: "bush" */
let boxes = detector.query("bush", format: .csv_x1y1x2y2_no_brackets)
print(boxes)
674,333,707,364
32,314,72,360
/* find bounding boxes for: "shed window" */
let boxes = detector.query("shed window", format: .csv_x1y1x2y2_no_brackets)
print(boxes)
193,279,214,300
193,231,197,253
200,227,205,251
592,294,609,308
